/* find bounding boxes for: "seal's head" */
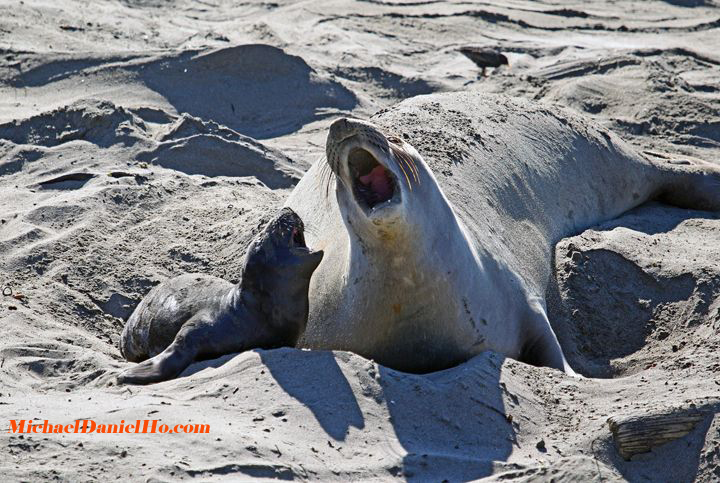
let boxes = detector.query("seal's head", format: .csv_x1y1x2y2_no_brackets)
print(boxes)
325,117,429,242
244,207,324,280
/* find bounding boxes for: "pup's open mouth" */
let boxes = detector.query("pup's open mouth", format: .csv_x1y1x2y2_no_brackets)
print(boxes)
288,225,317,257
347,148,400,212
287,222,323,266
290,226,306,248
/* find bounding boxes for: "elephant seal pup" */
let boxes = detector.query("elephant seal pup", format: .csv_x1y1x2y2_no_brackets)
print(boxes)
285,92,720,374
117,208,323,385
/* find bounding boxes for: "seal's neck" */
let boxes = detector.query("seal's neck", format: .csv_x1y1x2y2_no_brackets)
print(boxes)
231,283,261,316
233,270,309,341
346,185,475,292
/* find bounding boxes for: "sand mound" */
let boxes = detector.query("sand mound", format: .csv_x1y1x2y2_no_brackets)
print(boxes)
138,114,303,188
550,203,720,378
135,45,358,138
2,45,357,140
332,66,441,101
0,99,146,147
541,49,720,156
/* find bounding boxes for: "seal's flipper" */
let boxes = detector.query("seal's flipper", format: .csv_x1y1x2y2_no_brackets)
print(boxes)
520,298,576,375
520,328,571,373
117,318,206,385
656,162,720,212
116,343,198,385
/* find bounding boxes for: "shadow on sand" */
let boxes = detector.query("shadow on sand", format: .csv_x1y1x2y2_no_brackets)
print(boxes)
136,45,357,139
260,348,513,480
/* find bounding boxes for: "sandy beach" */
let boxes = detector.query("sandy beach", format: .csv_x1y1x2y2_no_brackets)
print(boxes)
1,0,720,481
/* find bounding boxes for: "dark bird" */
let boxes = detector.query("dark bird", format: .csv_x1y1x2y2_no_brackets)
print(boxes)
459,47,508,76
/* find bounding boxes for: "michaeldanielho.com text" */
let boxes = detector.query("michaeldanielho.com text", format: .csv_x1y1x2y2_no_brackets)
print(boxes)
9,420,210,434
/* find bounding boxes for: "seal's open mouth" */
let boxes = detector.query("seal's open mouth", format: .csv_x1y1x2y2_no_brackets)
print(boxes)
347,148,399,212
273,208,312,254
288,224,315,256
291,226,306,248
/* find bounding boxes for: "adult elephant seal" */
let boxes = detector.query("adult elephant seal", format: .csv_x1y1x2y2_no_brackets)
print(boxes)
285,92,720,374
117,208,323,385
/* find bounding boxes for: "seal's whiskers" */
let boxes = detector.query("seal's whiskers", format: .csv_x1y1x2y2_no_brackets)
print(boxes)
400,149,420,184
396,154,413,191
318,156,336,198
391,145,418,187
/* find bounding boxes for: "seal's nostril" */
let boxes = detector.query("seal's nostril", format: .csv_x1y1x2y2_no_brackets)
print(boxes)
330,118,348,132
329,118,355,144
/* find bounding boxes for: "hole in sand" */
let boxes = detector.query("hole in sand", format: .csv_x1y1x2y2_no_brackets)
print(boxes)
548,205,720,378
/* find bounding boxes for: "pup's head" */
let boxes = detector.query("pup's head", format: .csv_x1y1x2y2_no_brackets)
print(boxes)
244,207,324,281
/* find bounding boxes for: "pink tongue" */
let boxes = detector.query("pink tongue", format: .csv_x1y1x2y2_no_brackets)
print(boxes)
359,165,392,200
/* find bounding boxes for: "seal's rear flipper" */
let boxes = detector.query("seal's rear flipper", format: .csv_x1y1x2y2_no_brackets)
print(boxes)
117,320,203,385
653,158,720,212
521,332,574,375
117,344,197,385
521,297,576,376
